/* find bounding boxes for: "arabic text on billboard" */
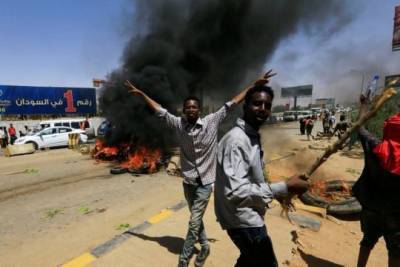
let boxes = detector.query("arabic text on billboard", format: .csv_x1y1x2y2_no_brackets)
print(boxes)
281,85,313,98
0,85,97,115
393,5,400,51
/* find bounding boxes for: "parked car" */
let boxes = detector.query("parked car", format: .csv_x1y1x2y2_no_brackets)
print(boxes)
97,120,112,139
14,127,87,149
39,118,95,138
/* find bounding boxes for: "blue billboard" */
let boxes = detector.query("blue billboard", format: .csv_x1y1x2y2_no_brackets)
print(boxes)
0,85,97,115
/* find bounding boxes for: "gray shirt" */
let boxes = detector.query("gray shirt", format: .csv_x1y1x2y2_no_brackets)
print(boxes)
215,118,288,229
156,101,234,185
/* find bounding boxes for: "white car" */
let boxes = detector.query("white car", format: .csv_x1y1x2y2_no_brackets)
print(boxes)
14,127,88,150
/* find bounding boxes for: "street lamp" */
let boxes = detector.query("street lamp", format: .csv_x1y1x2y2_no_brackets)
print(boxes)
92,79,106,88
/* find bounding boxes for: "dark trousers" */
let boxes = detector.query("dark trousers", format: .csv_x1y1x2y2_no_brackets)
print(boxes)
1,138,8,148
300,124,305,135
227,226,278,267
360,209,400,258
10,135,17,145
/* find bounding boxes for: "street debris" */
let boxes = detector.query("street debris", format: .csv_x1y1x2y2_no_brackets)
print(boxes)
115,223,131,230
345,168,361,176
4,168,39,175
4,143,35,157
77,206,91,215
166,155,181,177
265,152,296,164
45,208,64,219
294,201,327,218
288,213,322,232
79,144,91,154
326,215,343,225
96,208,107,213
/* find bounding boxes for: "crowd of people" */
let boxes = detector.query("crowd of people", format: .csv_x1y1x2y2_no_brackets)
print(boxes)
297,99,400,267
299,116,315,140
299,108,353,144
0,124,32,148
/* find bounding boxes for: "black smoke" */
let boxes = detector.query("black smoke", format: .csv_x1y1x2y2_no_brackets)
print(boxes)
99,0,354,148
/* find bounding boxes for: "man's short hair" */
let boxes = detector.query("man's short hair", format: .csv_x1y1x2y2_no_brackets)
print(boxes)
244,85,274,105
183,96,201,109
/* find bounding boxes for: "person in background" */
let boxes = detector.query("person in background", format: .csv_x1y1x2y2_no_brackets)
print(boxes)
80,119,87,130
0,127,5,148
323,111,331,135
24,125,31,135
8,124,17,145
333,114,351,140
305,116,314,140
299,117,306,135
329,111,336,129
2,126,9,147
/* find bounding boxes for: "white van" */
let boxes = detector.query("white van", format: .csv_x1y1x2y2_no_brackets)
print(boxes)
283,111,297,122
39,119,95,138
297,110,313,120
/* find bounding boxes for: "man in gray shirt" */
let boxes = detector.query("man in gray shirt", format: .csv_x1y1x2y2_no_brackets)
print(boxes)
125,72,274,267
215,84,309,267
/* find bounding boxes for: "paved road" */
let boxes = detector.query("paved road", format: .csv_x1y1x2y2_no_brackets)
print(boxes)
1,121,384,267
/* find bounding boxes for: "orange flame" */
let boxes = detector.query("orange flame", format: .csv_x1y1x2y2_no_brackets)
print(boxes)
120,146,161,173
310,180,352,201
311,180,327,196
94,139,119,158
93,139,161,173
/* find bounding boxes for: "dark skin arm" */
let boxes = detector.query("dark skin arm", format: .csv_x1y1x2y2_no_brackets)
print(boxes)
285,174,309,195
125,70,276,109
124,80,162,112
357,93,380,151
230,70,276,104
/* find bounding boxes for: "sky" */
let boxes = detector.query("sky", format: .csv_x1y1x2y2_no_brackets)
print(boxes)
0,0,399,105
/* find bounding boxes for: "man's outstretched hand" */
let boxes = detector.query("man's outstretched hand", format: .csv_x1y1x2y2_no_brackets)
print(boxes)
125,80,143,96
285,175,310,195
254,69,277,86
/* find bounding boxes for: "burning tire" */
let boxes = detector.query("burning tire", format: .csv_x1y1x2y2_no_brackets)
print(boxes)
300,191,331,208
110,167,128,175
300,180,361,215
327,199,362,216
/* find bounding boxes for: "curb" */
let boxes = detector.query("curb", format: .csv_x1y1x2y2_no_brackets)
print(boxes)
61,200,187,267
